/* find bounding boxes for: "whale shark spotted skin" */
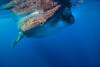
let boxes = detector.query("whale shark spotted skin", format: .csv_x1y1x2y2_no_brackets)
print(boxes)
0,0,83,47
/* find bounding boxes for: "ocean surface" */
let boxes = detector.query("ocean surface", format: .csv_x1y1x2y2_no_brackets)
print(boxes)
0,0,100,67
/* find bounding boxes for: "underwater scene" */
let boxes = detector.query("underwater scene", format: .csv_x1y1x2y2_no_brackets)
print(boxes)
0,0,100,67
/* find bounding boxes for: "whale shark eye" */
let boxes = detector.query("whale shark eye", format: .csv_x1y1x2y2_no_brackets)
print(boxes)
40,22,43,25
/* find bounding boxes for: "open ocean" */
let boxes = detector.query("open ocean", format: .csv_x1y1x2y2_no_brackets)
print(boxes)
0,0,100,67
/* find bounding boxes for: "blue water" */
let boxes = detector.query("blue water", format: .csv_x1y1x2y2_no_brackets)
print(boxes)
0,0,100,67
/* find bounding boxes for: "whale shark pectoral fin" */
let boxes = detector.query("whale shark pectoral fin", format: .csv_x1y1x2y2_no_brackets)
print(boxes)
12,32,24,48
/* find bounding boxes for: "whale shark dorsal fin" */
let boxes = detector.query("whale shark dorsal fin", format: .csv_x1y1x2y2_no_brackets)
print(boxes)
12,32,24,48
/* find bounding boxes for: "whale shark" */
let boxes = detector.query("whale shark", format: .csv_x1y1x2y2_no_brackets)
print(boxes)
0,0,83,47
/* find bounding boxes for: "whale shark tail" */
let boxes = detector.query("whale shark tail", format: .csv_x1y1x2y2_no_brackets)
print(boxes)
12,32,24,48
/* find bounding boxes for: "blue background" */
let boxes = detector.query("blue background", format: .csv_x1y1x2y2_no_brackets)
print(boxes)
0,0,100,67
